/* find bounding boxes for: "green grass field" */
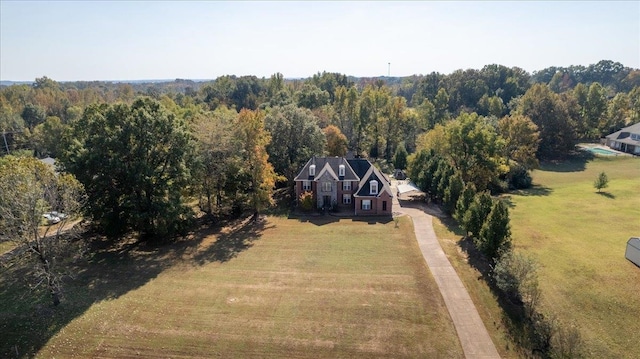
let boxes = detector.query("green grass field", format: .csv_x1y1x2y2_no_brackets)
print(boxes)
1,216,463,358
505,154,640,358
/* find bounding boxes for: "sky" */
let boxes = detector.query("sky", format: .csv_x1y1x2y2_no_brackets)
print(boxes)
1,1,638,81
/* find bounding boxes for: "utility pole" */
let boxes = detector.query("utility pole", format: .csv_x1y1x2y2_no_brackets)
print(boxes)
2,130,9,155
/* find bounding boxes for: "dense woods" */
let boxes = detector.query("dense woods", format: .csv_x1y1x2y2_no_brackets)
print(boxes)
1,59,639,237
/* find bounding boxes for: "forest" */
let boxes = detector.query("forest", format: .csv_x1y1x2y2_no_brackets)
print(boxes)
1,59,639,229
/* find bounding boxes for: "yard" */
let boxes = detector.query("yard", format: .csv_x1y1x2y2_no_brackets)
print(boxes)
1,216,463,358
507,154,640,358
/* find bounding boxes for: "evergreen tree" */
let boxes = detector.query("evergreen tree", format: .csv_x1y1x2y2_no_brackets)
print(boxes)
462,191,493,237
393,142,408,170
478,200,512,262
454,182,476,225
443,173,464,215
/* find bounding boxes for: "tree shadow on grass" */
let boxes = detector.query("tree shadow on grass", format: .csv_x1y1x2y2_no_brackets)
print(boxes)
0,215,269,358
538,151,594,173
596,191,615,199
192,217,272,265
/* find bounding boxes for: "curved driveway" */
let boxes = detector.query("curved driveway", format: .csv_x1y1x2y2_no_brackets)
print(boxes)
392,185,500,359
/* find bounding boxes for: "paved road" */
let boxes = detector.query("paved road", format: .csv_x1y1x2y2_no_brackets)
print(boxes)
392,185,501,359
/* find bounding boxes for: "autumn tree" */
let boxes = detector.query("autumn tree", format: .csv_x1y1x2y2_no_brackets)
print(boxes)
498,114,540,170
324,124,348,157
0,156,85,306
236,109,278,219
60,98,195,238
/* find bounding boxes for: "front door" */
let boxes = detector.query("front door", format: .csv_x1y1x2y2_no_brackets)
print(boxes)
323,195,331,208
382,201,387,211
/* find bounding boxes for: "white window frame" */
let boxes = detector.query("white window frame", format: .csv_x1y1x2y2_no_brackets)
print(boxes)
322,181,332,192
362,199,371,210
343,194,351,204
343,181,351,191
370,180,378,195
302,180,311,191
339,164,345,177
309,164,316,176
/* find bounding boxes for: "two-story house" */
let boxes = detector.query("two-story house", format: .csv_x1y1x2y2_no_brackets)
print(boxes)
293,156,393,216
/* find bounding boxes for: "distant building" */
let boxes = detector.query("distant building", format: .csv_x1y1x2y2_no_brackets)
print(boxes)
605,122,640,155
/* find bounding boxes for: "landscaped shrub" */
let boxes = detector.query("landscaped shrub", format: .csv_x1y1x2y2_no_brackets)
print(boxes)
508,164,533,190
299,191,314,212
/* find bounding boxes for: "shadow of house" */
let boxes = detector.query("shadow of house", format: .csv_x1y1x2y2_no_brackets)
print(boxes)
0,216,268,358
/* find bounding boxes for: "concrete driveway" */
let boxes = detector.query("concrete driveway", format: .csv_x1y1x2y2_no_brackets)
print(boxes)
392,182,500,359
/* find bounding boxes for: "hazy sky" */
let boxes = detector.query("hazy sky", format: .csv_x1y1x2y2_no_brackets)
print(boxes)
1,1,638,81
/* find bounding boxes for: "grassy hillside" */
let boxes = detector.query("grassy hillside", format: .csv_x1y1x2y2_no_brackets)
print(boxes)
506,154,640,358
1,216,463,358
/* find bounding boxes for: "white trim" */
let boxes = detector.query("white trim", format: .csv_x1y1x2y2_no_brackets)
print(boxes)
370,180,378,195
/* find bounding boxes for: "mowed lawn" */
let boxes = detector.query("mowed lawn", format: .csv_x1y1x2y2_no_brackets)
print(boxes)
507,155,640,358
24,216,462,358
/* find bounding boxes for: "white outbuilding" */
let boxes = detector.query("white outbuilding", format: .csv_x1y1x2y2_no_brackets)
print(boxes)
625,237,640,267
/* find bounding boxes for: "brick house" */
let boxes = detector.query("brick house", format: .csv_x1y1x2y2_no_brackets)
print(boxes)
293,156,393,216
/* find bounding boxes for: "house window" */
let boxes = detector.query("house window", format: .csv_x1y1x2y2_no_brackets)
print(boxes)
309,164,316,176
343,181,351,191
370,180,378,195
322,182,332,192
382,201,387,211
302,180,311,191
343,194,351,204
632,134,640,141
361,200,371,210
339,164,345,177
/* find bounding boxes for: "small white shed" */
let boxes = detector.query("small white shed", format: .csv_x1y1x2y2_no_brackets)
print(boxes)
625,237,640,267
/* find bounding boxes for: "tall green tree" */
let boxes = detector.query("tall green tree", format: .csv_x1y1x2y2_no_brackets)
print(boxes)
477,200,512,263
462,191,493,238
454,182,476,225
61,97,195,238
393,142,408,170
192,106,242,215
516,84,576,160
443,112,507,191
265,105,325,186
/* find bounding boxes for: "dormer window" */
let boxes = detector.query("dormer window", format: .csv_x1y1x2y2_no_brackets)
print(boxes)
339,164,345,177
370,180,378,195
309,164,316,176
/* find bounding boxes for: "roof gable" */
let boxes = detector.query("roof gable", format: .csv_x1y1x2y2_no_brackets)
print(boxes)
354,165,393,198
294,156,360,181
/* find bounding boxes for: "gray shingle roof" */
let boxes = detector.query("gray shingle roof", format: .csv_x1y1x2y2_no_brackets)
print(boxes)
294,156,360,181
